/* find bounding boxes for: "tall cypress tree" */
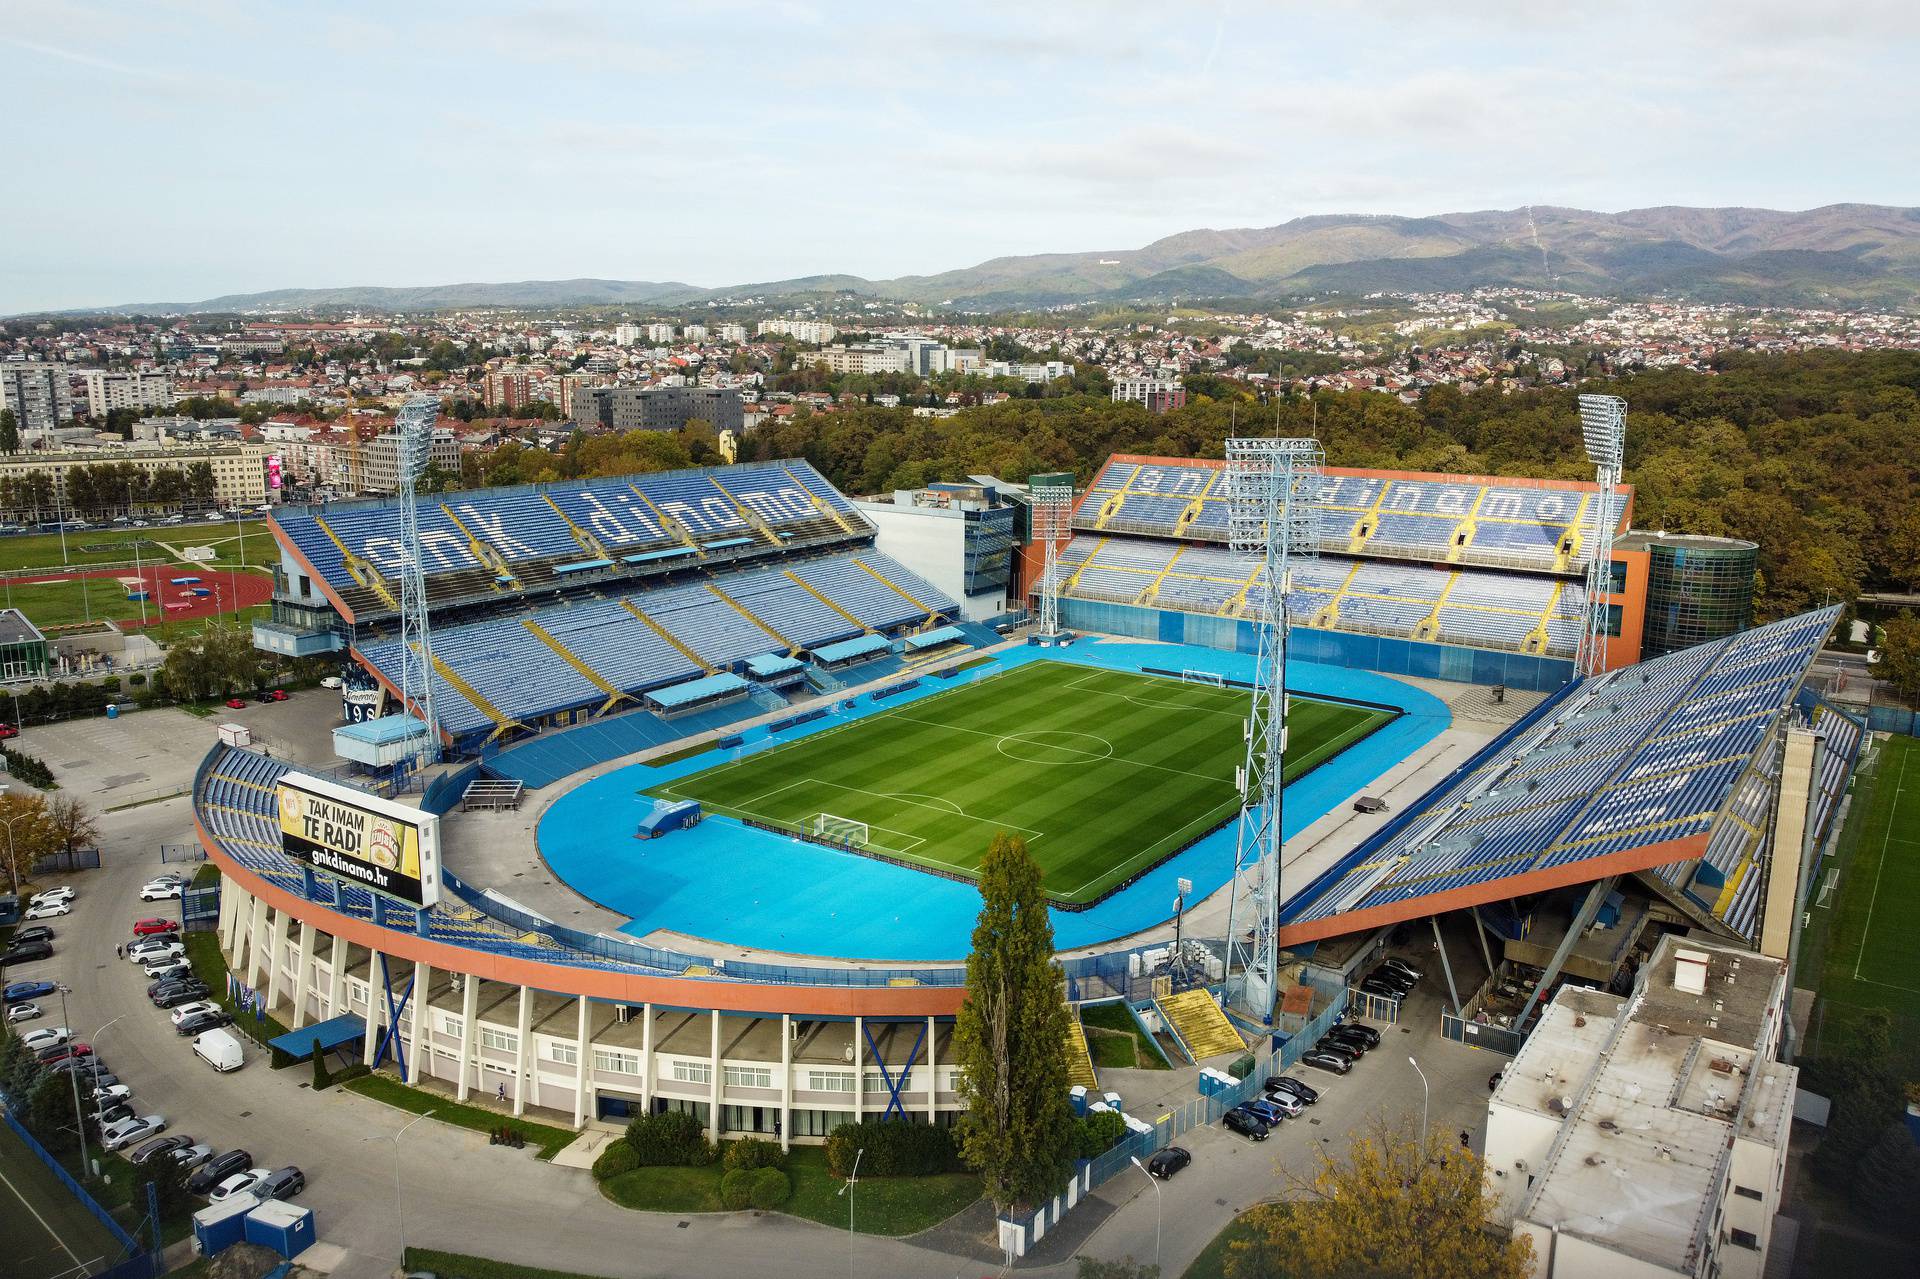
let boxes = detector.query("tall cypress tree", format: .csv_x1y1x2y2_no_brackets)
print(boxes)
955,833,1074,1212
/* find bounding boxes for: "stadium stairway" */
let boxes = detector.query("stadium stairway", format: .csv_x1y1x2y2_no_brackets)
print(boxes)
1154,988,1246,1062
1064,1019,1099,1091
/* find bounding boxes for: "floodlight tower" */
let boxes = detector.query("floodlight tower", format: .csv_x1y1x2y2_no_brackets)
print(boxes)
1575,394,1627,678
394,393,443,770
1221,436,1323,1026
1030,480,1075,643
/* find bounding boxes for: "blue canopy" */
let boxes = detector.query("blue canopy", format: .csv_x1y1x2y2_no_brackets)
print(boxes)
647,671,748,710
622,546,696,565
906,625,964,651
745,652,804,677
553,558,614,574
813,633,890,664
267,1013,366,1060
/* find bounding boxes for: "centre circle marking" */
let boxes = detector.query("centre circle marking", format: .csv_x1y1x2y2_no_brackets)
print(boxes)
994,730,1116,765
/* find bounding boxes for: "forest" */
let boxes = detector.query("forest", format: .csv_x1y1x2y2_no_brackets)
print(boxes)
467,350,1920,623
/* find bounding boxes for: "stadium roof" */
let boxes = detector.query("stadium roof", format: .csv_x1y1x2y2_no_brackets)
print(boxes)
1279,605,1842,944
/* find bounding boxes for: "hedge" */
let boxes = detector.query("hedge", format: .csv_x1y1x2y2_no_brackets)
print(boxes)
1071,1110,1127,1160
593,1141,641,1180
719,1168,754,1210
722,1137,784,1173
625,1109,712,1168
748,1167,791,1209
824,1120,961,1178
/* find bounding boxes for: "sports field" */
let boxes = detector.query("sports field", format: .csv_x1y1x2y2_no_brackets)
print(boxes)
1800,733,1920,1068
654,663,1392,905
0,1120,127,1279
0,519,273,638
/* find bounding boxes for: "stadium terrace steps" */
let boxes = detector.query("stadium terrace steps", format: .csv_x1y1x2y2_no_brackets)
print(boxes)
1064,1020,1099,1090
1154,988,1246,1062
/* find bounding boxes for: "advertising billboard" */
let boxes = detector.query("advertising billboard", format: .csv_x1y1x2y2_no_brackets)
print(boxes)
275,772,440,908
266,454,282,490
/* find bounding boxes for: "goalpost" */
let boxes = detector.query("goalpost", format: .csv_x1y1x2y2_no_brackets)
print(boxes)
812,813,871,846
1180,669,1227,688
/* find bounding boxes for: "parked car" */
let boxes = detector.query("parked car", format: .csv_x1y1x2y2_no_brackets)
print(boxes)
100,1115,168,1151
1145,1147,1191,1179
36,1041,93,1065
223,698,247,710
169,1000,221,1025
92,1103,135,1129
1260,1090,1305,1119
30,887,75,906
128,1134,195,1166
267,689,288,702
5,980,59,1004
146,962,193,987
168,1142,215,1171
1240,1096,1291,1125
1301,1049,1354,1076
0,722,16,739
131,918,180,937
188,1150,253,1196
148,979,210,1005
1368,966,1417,994
20,1026,73,1051
1223,1106,1271,1140
139,880,184,902
86,1083,132,1105
11,926,54,945
1357,977,1406,1001
21,901,68,921
1312,1038,1358,1064
1330,1020,1382,1049
6,1001,44,1023
128,935,182,958
252,690,276,704
208,1168,271,1203
254,1166,306,1200
46,1055,105,1077
1378,957,1423,983
175,1009,233,1037
141,952,189,977
1323,1027,1373,1057
1266,1075,1319,1106
5,939,53,963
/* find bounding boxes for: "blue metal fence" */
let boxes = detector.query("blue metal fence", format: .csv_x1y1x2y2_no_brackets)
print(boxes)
1,1105,157,1278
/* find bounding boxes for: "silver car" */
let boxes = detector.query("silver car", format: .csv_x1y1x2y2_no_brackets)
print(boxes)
101,1115,168,1151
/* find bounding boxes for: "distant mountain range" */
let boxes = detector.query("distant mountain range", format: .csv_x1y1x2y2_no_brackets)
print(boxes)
76,204,1920,315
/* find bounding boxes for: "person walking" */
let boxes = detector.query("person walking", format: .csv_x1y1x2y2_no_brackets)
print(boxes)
497,1081,507,1105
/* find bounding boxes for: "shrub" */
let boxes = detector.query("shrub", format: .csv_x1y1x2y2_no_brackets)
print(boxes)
719,1168,754,1210
1,747,54,789
748,1166,791,1209
593,1140,640,1180
824,1120,960,1178
625,1109,711,1167
723,1137,784,1173
129,672,147,687
311,1042,330,1090
1071,1110,1127,1160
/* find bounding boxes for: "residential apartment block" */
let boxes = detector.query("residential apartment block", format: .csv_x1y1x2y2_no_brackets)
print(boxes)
0,361,75,439
80,369,174,417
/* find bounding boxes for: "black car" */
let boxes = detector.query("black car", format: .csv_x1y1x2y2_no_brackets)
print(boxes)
1332,1021,1382,1049
4,940,52,964
1145,1147,1191,1179
1357,977,1405,1001
1368,966,1417,994
47,1056,104,1076
128,1135,195,1166
187,1150,252,1196
1300,1049,1353,1075
175,1010,232,1037
93,1103,134,1128
154,985,211,1009
1313,1037,1358,1063
11,926,54,945
1323,1027,1373,1057
1266,1075,1319,1105
1223,1107,1271,1141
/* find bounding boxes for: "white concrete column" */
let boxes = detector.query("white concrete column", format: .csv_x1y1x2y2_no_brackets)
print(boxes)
326,937,347,1019
512,985,533,1117
361,951,383,1066
263,910,291,1012
779,1014,792,1152
640,1004,654,1112
709,1010,722,1140
290,922,316,1028
242,895,269,985
852,1016,864,1122
925,1015,936,1122
217,878,244,953
250,897,273,989
572,997,592,1128
455,977,479,1101
406,961,432,1085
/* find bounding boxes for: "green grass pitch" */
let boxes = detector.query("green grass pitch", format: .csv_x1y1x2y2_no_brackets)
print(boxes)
0,1120,129,1279
1800,732,1920,1070
654,663,1392,905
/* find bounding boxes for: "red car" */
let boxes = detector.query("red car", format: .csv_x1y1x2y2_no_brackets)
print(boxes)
268,689,288,702
38,1042,92,1065
131,918,180,937
223,697,247,710
0,722,17,740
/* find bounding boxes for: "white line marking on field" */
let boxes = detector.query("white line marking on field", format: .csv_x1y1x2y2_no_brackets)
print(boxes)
1853,748,1910,983
0,1162,88,1275
887,712,1233,784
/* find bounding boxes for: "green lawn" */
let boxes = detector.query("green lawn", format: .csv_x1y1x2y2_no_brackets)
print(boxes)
1183,1211,1265,1279
403,1249,616,1279
1081,1000,1170,1069
656,664,1390,905
0,519,270,572
343,1072,577,1160
0,1121,129,1279
1799,733,1920,1069
1086,1028,1137,1068
599,1145,980,1235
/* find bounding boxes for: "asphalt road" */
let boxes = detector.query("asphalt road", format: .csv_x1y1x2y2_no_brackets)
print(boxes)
16,709,1503,1279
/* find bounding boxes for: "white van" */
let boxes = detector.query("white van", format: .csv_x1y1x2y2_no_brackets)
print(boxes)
193,1027,244,1072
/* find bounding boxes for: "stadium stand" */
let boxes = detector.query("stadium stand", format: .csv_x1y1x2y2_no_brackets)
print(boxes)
1064,1020,1100,1090
1154,987,1246,1061
1279,605,1843,944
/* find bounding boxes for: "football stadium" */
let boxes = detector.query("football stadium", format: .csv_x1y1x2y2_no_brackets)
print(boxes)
189,404,1860,1156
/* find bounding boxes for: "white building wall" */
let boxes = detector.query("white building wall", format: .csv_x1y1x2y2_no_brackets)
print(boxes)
858,501,1006,620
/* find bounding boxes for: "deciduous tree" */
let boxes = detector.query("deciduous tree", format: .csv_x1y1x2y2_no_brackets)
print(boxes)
954,833,1075,1213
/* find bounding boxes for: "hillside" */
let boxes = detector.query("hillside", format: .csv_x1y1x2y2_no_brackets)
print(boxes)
62,204,1920,315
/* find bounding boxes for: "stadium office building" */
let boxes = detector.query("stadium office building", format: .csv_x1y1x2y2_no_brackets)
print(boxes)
203,451,1848,1145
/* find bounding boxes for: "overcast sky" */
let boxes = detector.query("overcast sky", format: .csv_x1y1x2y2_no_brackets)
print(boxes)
4,0,1918,313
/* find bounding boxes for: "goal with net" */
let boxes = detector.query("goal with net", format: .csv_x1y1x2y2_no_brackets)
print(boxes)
1180,669,1226,688
812,813,870,846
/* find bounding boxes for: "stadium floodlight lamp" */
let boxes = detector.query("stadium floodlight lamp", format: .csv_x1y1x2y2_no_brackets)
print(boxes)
1577,394,1626,473
396,393,441,483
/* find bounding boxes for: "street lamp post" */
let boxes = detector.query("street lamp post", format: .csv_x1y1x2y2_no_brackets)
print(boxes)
390,1109,437,1262
0,807,32,896
1409,1055,1429,1139
55,984,91,1177
1129,1154,1162,1272
837,1146,863,1241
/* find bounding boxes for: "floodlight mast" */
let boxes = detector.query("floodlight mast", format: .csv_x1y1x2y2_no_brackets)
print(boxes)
1575,394,1626,679
1221,437,1322,1027
395,394,443,772
1031,482,1074,642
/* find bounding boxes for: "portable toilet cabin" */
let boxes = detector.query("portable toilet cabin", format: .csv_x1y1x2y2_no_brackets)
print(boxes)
244,1199,316,1260
1069,1085,1088,1116
192,1192,259,1257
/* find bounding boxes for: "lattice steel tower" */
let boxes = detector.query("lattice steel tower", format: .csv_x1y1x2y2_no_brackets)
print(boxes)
1575,394,1626,678
1030,480,1075,642
394,393,443,769
1221,437,1323,1025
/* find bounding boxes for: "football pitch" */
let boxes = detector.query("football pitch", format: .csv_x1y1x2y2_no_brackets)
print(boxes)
0,1120,128,1279
655,663,1393,905
1801,733,1920,1068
